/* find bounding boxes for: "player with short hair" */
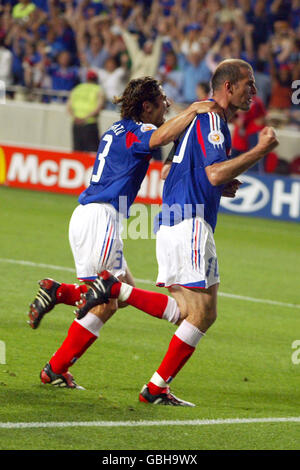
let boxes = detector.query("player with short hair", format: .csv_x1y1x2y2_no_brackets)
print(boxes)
76,60,279,405
28,76,222,389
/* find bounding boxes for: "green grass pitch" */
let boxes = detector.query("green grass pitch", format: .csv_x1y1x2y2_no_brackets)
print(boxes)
0,185,299,450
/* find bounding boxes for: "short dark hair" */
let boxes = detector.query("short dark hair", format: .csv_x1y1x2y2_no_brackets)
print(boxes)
211,59,253,93
114,76,162,121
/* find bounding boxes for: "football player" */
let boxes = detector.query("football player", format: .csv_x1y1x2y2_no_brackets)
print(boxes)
76,60,278,405
28,76,222,389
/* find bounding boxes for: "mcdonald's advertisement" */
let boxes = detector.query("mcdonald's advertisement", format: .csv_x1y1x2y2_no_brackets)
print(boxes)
0,143,299,222
0,144,163,204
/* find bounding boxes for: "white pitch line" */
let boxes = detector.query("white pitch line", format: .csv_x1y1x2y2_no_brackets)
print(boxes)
1,257,299,310
0,417,300,429
0,258,74,273
218,292,300,309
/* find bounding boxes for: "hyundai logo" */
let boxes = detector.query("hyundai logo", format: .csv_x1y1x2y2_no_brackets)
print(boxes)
220,175,270,213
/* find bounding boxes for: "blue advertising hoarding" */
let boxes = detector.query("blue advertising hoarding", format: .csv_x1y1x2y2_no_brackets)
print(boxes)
219,172,300,223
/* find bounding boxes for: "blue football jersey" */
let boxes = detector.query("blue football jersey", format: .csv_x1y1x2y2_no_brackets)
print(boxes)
156,112,231,233
79,119,159,216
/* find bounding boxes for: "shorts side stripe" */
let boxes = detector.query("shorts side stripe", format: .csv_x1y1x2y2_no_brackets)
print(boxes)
102,223,114,265
194,220,200,270
191,219,201,271
198,221,202,271
103,225,116,265
100,216,112,261
191,219,195,268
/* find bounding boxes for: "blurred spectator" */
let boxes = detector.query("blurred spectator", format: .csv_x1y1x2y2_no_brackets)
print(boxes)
121,28,163,80
254,59,271,107
270,0,292,23
206,25,248,74
32,0,49,14
79,34,110,69
0,36,13,87
50,15,77,56
196,81,210,101
4,23,26,86
180,23,202,56
253,43,272,106
22,40,38,85
44,25,69,60
11,0,47,33
269,63,293,110
270,20,296,66
0,8,11,45
12,0,36,22
22,39,50,89
248,0,271,48
157,50,184,103
67,68,104,152
231,95,267,171
291,0,300,30
178,49,211,104
44,50,79,98
96,56,128,109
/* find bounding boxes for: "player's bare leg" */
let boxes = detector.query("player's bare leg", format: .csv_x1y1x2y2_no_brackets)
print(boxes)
167,283,218,332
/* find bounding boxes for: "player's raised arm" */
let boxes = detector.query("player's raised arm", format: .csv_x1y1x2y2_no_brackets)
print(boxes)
149,100,224,149
205,126,278,186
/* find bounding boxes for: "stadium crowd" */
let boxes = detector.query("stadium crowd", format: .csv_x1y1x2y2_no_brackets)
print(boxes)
0,0,299,166
0,0,299,104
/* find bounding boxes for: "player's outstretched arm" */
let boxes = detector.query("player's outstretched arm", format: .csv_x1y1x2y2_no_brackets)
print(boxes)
205,126,278,186
150,101,224,149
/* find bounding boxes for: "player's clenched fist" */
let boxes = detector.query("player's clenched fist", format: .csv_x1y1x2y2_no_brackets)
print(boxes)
222,179,242,198
256,126,279,155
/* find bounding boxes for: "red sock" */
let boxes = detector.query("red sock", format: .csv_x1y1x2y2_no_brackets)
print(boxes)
110,281,169,320
56,283,88,306
49,321,97,374
126,288,169,319
148,335,195,395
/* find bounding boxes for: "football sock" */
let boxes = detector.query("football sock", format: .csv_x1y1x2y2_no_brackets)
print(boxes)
111,282,180,324
147,320,204,395
49,313,103,374
56,283,88,306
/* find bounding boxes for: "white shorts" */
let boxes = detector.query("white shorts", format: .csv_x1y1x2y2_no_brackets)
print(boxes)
156,217,220,289
69,203,127,281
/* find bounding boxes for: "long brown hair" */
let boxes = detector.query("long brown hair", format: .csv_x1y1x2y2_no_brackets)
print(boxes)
114,76,162,121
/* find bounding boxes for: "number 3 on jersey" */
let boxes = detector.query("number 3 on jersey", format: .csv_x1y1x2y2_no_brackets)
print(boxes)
92,134,113,183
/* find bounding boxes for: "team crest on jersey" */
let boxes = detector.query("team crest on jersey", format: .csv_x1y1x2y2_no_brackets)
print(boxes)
208,130,224,147
140,123,157,132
